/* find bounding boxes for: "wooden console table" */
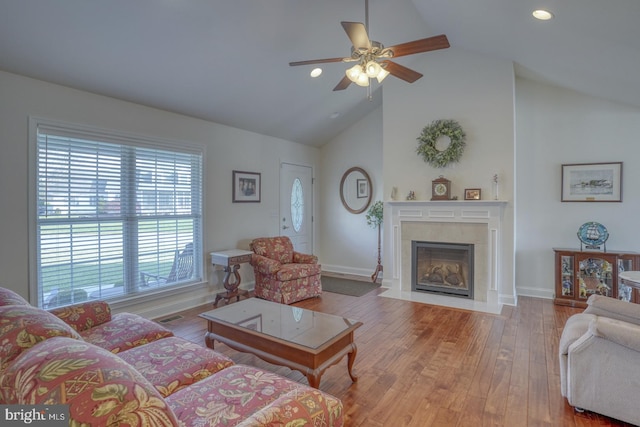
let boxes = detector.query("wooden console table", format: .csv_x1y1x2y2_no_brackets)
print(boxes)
211,249,252,307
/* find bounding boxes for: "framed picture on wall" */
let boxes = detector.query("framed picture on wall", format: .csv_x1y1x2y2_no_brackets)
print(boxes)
561,162,622,202
233,170,261,203
356,178,369,198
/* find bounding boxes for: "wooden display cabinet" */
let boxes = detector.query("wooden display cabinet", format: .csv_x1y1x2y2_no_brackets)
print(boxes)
553,248,640,308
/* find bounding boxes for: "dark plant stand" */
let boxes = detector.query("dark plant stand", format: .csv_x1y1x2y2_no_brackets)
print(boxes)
371,224,383,283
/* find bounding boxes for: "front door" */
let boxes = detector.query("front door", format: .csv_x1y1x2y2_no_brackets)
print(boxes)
279,162,313,253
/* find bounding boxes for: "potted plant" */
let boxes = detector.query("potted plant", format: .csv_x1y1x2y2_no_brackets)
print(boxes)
366,201,383,282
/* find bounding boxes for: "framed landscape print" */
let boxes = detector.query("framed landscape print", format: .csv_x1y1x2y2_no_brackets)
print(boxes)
561,162,622,202
464,188,481,200
233,170,261,203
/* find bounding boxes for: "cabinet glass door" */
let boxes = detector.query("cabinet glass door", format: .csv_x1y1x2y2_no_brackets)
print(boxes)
618,258,634,302
561,255,574,297
578,257,613,300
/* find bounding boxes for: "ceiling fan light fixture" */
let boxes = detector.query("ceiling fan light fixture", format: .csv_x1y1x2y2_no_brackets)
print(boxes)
346,64,370,86
376,67,390,83
355,72,370,87
365,60,382,78
346,64,363,82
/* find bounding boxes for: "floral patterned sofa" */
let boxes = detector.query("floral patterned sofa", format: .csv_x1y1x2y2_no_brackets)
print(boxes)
0,287,343,426
250,236,322,304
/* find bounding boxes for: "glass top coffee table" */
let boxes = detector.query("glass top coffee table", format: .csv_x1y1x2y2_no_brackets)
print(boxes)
200,298,362,388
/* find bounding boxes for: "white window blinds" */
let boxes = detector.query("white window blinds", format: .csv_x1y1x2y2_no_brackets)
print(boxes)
35,121,203,309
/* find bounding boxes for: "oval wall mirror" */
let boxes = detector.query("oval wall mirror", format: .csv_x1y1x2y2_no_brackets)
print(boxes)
340,167,372,214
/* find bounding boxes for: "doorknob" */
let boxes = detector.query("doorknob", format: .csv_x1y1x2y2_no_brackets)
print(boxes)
282,225,289,230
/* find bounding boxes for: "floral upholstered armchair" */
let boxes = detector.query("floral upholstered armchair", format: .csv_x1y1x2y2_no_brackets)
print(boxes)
250,236,322,304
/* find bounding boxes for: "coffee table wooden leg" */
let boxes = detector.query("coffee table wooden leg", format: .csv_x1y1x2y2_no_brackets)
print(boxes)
306,372,321,389
204,332,215,350
347,343,358,382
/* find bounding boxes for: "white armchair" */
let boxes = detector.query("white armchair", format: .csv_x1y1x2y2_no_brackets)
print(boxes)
559,294,640,425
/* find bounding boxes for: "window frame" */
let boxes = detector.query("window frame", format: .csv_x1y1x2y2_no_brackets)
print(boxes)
28,117,206,308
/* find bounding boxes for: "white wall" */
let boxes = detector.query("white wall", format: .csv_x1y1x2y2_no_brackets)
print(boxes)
381,48,517,304
317,106,383,276
515,77,640,298
0,70,319,317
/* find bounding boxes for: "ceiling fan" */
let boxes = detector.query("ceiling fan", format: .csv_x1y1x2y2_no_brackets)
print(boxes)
289,0,450,92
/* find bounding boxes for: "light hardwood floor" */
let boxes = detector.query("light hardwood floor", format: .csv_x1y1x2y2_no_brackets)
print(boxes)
159,288,633,426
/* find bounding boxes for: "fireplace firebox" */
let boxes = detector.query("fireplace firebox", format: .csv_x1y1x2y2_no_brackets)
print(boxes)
412,241,474,299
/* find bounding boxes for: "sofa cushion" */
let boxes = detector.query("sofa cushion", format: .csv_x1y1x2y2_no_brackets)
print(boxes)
0,287,30,306
118,336,234,397
0,337,179,426
236,387,344,427
79,312,173,353
166,364,343,426
585,294,640,326
251,237,294,264
275,263,322,281
0,305,82,374
48,300,112,332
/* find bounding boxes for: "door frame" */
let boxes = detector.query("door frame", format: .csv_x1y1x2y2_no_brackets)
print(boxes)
279,161,314,253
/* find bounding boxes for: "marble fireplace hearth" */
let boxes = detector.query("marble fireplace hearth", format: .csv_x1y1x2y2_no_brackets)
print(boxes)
380,200,510,314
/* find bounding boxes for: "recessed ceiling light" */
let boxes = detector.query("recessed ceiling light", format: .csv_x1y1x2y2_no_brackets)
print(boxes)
310,68,322,78
532,9,554,20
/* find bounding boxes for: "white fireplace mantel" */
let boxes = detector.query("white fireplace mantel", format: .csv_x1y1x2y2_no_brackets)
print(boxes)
384,200,509,306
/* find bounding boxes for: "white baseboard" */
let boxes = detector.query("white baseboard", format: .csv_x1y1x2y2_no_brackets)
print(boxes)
499,294,517,306
322,264,374,279
110,281,255,320
516,286,554,300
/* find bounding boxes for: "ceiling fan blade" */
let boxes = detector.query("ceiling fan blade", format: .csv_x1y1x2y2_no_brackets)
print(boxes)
386,34,450,58
381,60,423,83
289,57,346,66
333,75,352,91
341,21,371,50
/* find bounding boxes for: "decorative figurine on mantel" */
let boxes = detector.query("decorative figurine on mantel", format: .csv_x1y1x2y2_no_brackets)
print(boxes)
492,174,499,200
406,191,416,200
577,222,609,252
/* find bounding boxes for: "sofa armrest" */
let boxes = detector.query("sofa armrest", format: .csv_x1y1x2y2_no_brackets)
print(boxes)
584,294,640,326
48,300,112,332
586,316,640,353
250,254,282,275
293,251,318,264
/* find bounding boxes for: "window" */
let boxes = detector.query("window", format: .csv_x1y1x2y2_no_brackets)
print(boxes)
32,119,203,309
290,178,304,232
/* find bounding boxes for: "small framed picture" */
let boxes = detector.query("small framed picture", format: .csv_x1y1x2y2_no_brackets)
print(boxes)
561,162,622,202
464,188,481,200
233,171,261,203
356,178,369,199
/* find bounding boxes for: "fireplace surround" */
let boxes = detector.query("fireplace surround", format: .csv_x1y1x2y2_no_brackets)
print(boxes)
385,200,510,306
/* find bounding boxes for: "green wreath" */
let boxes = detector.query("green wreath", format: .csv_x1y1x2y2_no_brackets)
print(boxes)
416,119,466,168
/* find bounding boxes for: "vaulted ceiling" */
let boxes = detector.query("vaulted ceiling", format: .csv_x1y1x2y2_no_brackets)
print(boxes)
1,0,639,146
